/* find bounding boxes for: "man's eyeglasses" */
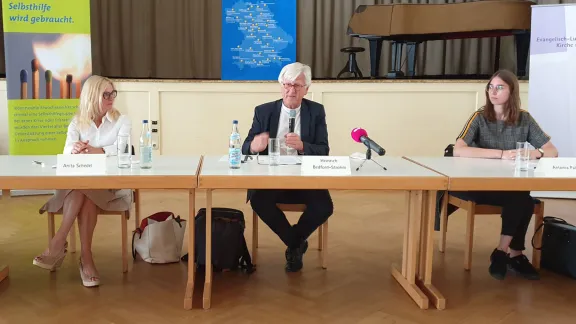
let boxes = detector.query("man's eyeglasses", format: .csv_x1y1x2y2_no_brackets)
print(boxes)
282,83,306,90
103,90,118,100
486,85,506,93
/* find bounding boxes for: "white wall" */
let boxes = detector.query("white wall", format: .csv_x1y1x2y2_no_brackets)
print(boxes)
0,79,530,158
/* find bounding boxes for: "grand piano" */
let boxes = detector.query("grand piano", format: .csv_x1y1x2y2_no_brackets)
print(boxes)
347,0,533,78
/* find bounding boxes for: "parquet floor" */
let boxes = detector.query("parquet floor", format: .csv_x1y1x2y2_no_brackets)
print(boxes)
1,190,575,324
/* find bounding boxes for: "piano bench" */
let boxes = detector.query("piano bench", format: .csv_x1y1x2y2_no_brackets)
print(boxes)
341,47,365,54
337,47,364,79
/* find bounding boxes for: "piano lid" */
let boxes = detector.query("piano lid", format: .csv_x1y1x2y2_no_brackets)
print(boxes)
348,0,533,39
348,4,394,38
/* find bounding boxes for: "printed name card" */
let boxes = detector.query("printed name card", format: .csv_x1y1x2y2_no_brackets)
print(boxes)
301,156,351,176
534,158,576,177
56,154,107,175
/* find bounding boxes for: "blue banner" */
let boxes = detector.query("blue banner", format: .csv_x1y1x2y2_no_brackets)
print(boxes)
221,0,296,80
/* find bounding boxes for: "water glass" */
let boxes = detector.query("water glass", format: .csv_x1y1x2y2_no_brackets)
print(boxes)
268,138,280,166
117,134,131,168
515,141,530,171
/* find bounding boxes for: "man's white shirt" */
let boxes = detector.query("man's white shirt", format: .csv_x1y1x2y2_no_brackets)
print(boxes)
277,103,301,155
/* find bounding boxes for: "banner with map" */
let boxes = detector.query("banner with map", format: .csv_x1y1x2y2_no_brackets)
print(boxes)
2,0,92,155
528,4,576,199
221,0,296,80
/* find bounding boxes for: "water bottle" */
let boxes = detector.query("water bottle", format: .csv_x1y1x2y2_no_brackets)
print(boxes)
229,120,241,169
139,120,153,169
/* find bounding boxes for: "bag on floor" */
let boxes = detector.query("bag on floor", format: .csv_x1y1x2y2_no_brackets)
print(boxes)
181,207,254,273
132,211,186,264
532,216,576,279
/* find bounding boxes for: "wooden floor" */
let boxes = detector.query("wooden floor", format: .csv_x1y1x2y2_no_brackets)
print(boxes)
1,190,575,324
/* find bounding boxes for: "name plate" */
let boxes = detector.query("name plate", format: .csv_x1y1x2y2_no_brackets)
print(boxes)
301,156,351,176
535,157,576,177
56,154,107,175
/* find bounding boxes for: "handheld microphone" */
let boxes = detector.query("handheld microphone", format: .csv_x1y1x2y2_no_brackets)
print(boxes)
351,128,386,156
288,109,296,133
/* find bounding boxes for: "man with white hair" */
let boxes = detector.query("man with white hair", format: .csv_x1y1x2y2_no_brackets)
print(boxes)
242,62,334,272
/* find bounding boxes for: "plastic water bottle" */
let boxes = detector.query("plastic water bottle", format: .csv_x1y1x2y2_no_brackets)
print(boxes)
229,120,241,169
139,120,153,169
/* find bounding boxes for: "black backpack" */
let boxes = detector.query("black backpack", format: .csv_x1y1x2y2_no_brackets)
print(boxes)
182,207,254,273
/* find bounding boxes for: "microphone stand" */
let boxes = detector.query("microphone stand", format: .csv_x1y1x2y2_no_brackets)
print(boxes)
355,142,387,171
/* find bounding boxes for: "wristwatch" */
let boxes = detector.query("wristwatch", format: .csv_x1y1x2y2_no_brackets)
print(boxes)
537,148,544,159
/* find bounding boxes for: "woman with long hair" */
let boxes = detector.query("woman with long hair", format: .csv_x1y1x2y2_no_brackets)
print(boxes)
33,75,132,287
453,69,558,280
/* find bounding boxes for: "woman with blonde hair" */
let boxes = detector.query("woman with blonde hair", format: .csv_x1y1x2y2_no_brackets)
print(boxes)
33,75,132,287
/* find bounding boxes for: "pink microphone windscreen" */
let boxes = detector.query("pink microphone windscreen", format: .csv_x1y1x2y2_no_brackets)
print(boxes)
351,128,368,143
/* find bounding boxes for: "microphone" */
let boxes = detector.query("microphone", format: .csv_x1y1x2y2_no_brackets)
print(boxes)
288,109,296,133
351,128,386,156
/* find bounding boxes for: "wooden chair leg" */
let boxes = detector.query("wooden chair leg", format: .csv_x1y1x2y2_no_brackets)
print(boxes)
121,211,128,273
252,211,258,265
318,224,323,251
69,221,77,253
532,202,544,269
321,222,328,269
464,203,475,271
439,193,449,253
48,212,55,242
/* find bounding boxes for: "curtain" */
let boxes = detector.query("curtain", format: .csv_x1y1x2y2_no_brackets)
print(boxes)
90,0,221,79
0,0,573,78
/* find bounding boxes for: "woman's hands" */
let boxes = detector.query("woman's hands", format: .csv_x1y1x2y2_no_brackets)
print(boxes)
500,149,541,160
71,140,104,154
500,149,516,160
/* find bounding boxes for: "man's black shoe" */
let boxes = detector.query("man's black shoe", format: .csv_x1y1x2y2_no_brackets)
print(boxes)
285,240,308,272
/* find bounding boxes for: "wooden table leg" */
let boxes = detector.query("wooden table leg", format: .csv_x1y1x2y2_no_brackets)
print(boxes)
184,189,196,310
416,191,446,310
202,190,213,309
391,190,430,309
134,189,141,230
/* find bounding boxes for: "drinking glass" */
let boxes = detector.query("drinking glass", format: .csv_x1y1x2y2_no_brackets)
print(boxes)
515,141,530,171
268,138,280,166
117,134,131,168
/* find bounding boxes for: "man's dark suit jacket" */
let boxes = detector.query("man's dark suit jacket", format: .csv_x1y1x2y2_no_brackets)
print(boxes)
242,98,330,201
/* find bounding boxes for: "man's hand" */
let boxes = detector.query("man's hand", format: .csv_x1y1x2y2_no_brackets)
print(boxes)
285,133,304,152
250,132,270,153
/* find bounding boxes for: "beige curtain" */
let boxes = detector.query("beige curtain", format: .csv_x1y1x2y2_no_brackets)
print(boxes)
90,0,221,79
0,0,574,78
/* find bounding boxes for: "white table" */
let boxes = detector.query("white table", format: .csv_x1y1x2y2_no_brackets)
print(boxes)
198,155,448,310
404,156,576,191
0,155,201,190
404,156,576,276
0,155,202,308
